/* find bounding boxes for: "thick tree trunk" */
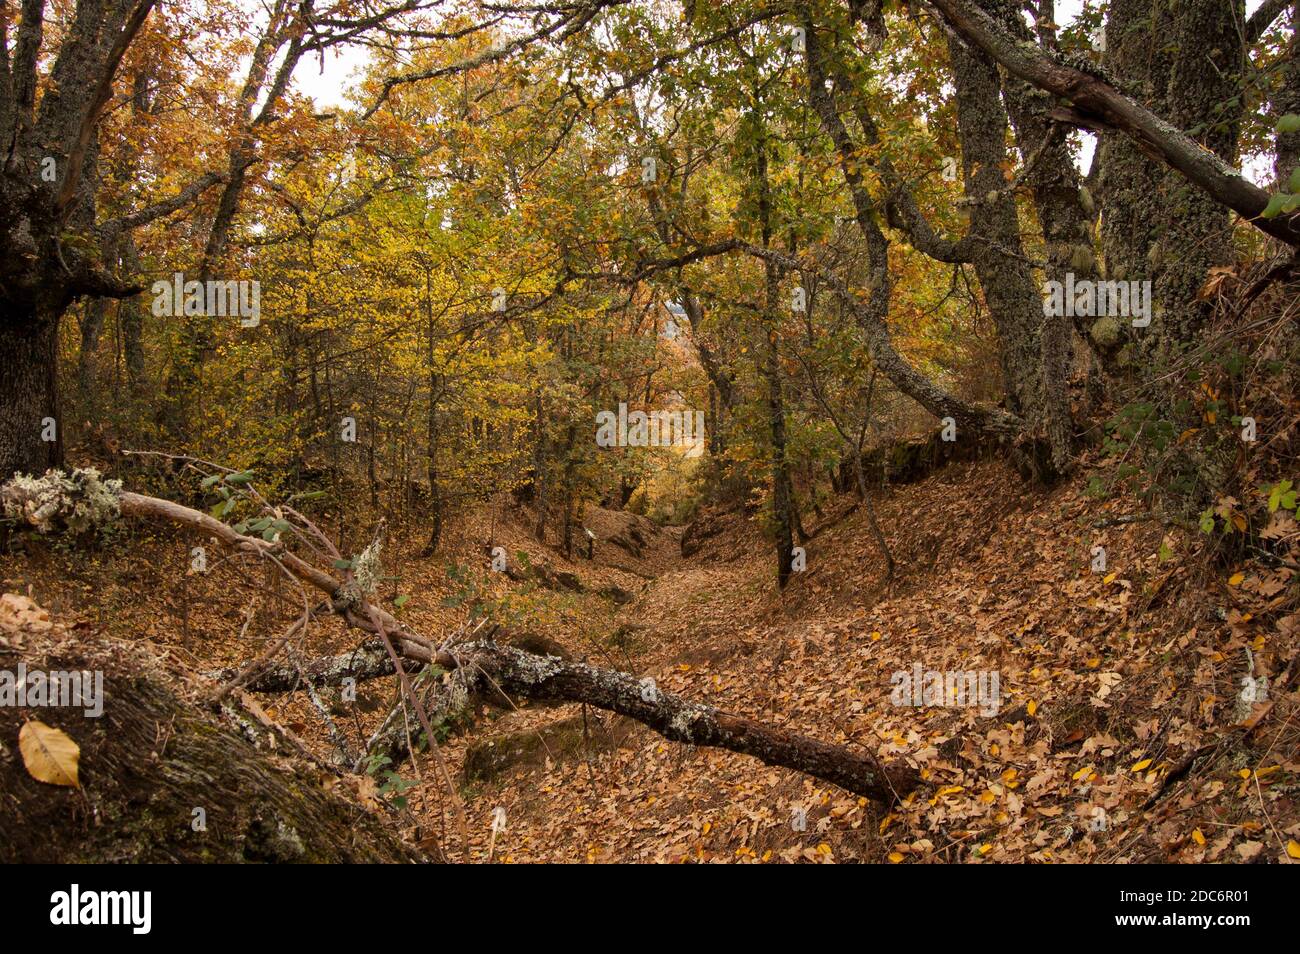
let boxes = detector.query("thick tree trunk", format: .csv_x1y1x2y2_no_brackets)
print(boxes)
948,30,1072,475
1277,3,1300,185
0,311,63,478
766,320,796,589
1096,0,1171,293
1274,4,1294,185
0,636,426,863
1147,0,1244,351
947,33,1046,420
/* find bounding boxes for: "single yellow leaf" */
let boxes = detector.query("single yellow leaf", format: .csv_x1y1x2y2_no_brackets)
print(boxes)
1132,758,1152,772
1228,572,1244,586
18,720,80,787
1027,700,1038,716
1103,572,1117,584
1191,828,1206,846
1287,840,1300,859
887,851,904,863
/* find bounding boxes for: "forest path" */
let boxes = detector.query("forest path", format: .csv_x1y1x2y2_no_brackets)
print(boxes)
431,455,1292,864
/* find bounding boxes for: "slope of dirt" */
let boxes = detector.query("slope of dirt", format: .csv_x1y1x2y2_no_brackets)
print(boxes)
3,459,1298,863
438,460,1300,864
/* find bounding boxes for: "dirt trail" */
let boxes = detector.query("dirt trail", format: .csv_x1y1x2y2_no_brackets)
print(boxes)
433,459,1298,864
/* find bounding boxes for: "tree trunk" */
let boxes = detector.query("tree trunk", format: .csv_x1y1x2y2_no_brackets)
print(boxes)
948,31,1044,422
1147,0,1245,351
78,298,109,412
1276,3,1300,186
0,637,427,863
0,311,63,478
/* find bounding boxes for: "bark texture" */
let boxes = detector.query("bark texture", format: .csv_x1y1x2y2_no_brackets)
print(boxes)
0,639,426,863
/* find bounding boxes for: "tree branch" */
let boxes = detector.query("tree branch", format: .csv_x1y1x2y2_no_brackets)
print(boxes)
925,0,1300,245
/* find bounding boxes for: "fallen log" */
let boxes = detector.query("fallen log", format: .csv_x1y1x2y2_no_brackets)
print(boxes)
3,469,921,804
216,635,919,803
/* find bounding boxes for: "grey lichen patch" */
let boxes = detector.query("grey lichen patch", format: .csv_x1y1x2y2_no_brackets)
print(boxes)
1,467,123,534
353,539,383,595
668,704,711,743
505,650,564,685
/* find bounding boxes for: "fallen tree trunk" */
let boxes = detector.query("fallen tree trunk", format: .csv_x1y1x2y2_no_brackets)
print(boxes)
2,469,920,804
463,643,919,802
217,634,919,802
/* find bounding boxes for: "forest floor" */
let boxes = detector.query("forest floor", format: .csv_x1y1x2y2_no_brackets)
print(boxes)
4,454,1299,863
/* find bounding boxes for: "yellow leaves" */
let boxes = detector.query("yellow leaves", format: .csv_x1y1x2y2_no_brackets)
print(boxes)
1227,572,1245,586
1072,765,1096,783
887,851,905,863
1102,572,1117,585
701,821,712,835
1026,700,1038,716
1191,828,1206,846
1131,758,1152,772
19,720,80,787
1287,840,1300,860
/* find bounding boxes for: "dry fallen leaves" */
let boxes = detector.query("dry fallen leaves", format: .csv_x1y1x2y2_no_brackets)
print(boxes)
18,720,80,787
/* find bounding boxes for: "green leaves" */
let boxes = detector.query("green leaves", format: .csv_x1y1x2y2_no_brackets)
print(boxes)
1261,192,1300,219
1266,480,1297,514
1277,114,1300,135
